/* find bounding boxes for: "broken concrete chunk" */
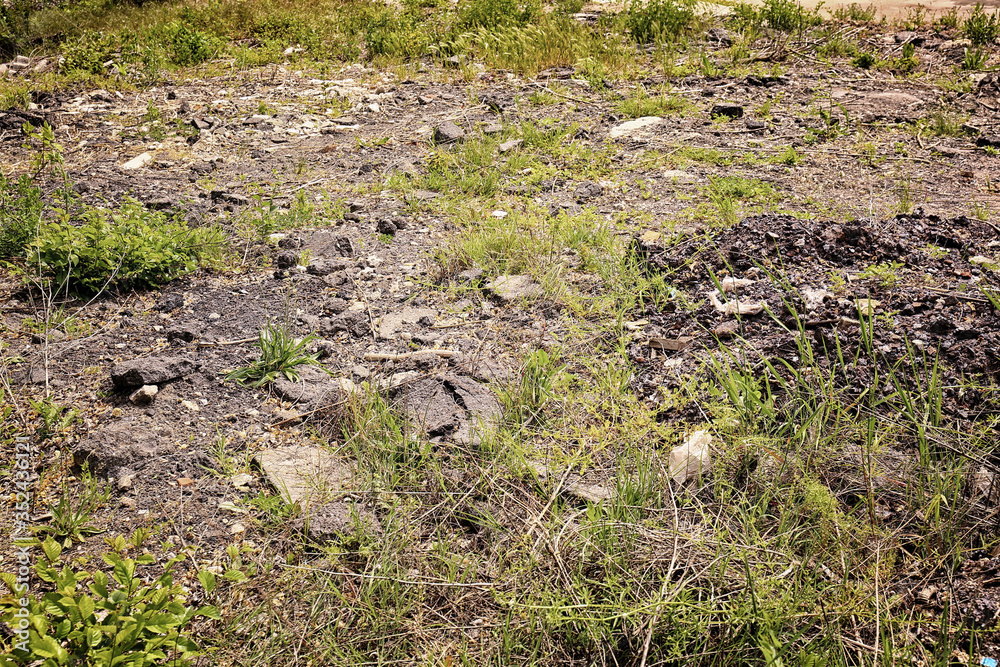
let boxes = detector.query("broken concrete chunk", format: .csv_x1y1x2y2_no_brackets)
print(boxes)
395,373,500,445
111,356,197,388
122,153,152,170
486,274,544,302
608,116,663,139
669,430,712,485
433,121,465,144
802,287,835,312
297,500,383,542
73,423,169,475
720,277,754,293
255,445,352,508
498,139,523,153
271,365,357,411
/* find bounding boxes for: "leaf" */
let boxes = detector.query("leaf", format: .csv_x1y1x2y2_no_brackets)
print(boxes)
197,570,216,595
196,604,221,620
77,595,95,620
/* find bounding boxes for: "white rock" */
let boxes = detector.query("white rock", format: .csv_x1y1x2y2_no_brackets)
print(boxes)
128,385,158,405
122,153,152,170
609,116,664,139
708,290,764,316
669,430,712,485
802,287,834,312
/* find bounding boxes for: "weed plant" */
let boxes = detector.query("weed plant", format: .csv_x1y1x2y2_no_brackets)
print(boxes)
964,3,1000,45
224,321,323,387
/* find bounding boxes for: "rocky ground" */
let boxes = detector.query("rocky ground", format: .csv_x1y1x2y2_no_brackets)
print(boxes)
3,13,1000,664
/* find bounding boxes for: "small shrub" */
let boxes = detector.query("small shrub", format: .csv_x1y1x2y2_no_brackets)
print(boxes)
624,0,697,44
457,0,538,30
935,7,960,30
0,174,42,260
852,52,877,69
0,0,31,58
29,199,223,295
0,536,219,665
166,23,217,66
365,9,435,58
832,3,877,22
964,3,1000,45
759,0,822,32
61,31,118,74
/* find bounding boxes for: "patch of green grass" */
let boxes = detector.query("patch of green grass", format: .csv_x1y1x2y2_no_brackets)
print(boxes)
224,321,324,387
623,0,699,44
616,85,690,118
832,3,877,21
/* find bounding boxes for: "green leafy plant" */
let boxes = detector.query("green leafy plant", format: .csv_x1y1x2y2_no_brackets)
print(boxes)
0,535,220,665
29,199,223,295
28,398,78,441
624,0,697,44
858,261,905,287
832,3,876,22
964,3,999,45
962,46,989,70
31,468,110,548
0,174,42,260
456,0,538,30
851,52,877,69
224,321,323,387
165,23,217,66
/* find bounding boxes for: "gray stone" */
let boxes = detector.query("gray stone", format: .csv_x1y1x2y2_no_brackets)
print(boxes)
449,353,511,382
210,191,250,207
661,169,699,184
433,121,465,144
710,103,744,120
307,258,348,276
324,311,370,338
498,139,523,153
575,180,604,201
111,356,197,388
455,268,484,285
73,423,169,475
275,251,298,269
272,365,357,410
377,218,397,235
255,445,353,508
395,373,501,445
378,306,437,340
486,274,544,302
299,501,382,542
128,385,158,406
242,114,270,125
166,324,199,342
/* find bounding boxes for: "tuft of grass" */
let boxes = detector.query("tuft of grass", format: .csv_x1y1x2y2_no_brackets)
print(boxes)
224,321,323,387
616,84,690,118
964,3,1000,45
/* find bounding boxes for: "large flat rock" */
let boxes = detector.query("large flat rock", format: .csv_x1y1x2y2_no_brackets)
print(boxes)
395,373,501,445
111,356,198,388
255,445,353,508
